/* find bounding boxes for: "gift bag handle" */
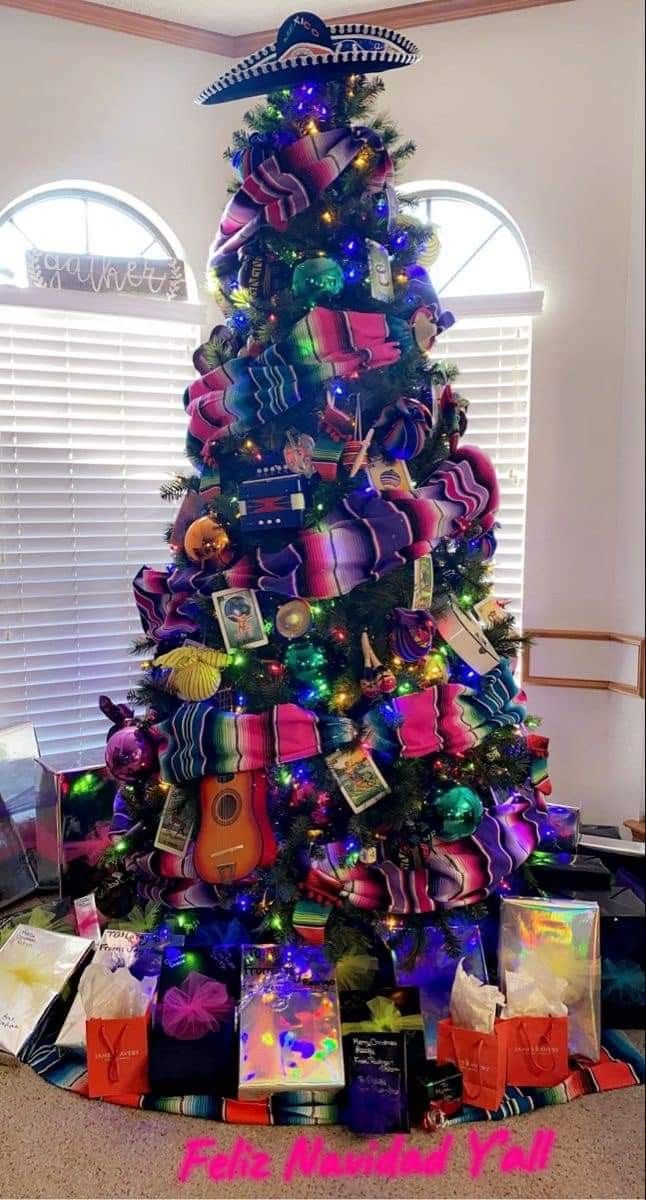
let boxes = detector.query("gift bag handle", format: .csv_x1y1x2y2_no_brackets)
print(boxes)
450,1030,486,1102
517,1017,557,1076
98,1022,127,1084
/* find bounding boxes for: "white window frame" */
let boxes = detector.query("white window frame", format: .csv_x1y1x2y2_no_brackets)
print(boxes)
399,181,544,627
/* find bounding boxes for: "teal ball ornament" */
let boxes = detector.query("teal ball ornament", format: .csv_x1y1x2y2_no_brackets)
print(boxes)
292,256,344,300
430,786,484,842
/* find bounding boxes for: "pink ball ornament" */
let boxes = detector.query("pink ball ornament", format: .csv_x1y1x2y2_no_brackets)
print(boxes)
106,725,158,783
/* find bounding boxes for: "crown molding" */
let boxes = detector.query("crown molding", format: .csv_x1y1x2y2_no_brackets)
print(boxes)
232,0,573,54
0,0,237,55
0,0,574,57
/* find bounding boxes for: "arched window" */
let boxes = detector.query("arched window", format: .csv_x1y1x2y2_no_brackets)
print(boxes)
0,183,202,756
0,181,191,291
400,182,544,624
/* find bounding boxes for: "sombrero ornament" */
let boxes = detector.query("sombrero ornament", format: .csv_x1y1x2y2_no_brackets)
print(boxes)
196,10,421,106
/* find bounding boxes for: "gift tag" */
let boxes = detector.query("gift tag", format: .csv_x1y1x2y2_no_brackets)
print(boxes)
212,587,268,653
366,239,394,302
325,745,389,814
412,555,434,611
435,599,500,675
473,596,509,626
154,786,196,857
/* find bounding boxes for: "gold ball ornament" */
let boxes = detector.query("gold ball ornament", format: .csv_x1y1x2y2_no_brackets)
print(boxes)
184,516,231,566
153,645,230,701
275,599,312,639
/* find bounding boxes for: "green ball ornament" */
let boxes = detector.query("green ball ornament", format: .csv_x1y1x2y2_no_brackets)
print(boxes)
292,256,344,300
429,785,484,842
285,641,326,683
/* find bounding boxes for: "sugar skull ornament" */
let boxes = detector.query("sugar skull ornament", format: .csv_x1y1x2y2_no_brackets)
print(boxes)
100,696,158,784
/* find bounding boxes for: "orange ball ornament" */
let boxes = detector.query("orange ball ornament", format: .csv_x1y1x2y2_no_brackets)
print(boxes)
184,516,231,566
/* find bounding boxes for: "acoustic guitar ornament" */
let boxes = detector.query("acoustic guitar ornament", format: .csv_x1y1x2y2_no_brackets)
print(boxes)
194,771,277,884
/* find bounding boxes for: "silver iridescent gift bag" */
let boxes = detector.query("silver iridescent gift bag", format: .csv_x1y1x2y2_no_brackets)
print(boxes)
498,897,601,1062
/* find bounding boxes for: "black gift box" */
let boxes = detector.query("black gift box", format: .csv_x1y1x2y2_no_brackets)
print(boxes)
527,853,612,892
148,944,240,1097
340,985,421,1029
564,887,645,1029
342,1032,417,1134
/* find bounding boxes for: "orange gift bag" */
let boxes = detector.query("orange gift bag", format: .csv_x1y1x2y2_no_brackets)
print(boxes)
504,1015,569,1087
437,1017,509,1111
86,1015,149,1098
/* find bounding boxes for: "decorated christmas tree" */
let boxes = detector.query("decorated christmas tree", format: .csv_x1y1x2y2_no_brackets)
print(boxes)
98,12,551,962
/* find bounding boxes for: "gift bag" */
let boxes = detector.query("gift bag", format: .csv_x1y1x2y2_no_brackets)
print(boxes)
505,1016,569,1087
437,1017,508,1111
80,961,151,1097
86,1014,149,1098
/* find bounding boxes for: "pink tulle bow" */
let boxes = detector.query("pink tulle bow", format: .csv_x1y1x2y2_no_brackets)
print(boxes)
160,972,234,1040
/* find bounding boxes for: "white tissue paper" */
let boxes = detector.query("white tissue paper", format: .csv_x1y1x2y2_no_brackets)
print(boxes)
503,967,568,1019
79,963,150,1021
449,959,505,1034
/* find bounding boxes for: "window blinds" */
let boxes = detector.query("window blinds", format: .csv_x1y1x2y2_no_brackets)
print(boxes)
433,314,532,624
0,304,198,757
0,303,530,760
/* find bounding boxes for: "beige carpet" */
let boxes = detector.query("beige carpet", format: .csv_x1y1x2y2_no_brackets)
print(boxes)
0,1056,644,1200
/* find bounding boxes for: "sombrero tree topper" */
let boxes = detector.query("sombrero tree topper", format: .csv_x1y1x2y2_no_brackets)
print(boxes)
196,10,421,105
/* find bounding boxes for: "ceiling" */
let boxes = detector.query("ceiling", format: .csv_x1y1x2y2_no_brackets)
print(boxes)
83,0,424,37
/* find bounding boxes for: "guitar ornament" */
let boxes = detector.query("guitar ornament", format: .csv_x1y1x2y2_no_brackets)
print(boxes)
194,770,277,883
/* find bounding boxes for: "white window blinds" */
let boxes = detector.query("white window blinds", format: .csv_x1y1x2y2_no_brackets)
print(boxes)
0,303,198,757
433,314,532,624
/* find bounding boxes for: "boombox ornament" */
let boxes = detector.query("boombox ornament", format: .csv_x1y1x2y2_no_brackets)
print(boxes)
238,472,306,533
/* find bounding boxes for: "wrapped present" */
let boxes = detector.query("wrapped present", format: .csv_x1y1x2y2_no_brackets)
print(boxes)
498,897,601,1061
564,887,645,1030
342,1032,414,1134
0,796,36,910
526,852,611,892
34,751,117,895
149,945,239,1097
537,803,581,853
239,945,344,1098
409,1060,463,1130
0,925,92,1058
340,985,423,1034
388,918,488,1057
238,472,306,533
83,961,152,1097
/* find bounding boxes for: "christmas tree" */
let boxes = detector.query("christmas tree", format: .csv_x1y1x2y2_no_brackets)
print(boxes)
98,14,550,961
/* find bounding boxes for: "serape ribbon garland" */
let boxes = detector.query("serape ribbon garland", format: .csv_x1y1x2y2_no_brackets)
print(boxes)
302,789,544,916
184,307,411,460
156,662,525,783
131,445,499,639
209,127,395,266
224,446,499,599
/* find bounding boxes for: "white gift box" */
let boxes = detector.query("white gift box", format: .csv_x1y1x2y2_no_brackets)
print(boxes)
0,924,92,1058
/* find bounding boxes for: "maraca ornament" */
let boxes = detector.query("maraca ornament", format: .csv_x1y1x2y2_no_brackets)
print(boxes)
375,397,433,461
429,785,484,842
389,607,435,662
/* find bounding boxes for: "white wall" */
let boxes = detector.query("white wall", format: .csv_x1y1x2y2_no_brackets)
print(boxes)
0,0,643,821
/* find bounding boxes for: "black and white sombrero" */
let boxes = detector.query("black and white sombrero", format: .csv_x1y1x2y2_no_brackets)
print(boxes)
196,10,421,106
